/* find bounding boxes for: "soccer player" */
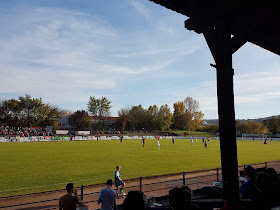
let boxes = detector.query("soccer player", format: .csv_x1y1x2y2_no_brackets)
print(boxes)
172,137,175,144
142,136,145,147
157,138,160,150
204,139,208,149
120,136,123,144
191,136,193,146
114,166,125,196
264,138,267,144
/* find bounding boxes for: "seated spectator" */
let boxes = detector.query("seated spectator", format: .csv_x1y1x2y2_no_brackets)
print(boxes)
59,183,82,210
123,191,169,210
219,181,246,210
122,191,144,210
251,172,273,210
169,187,199,210
265,167,280,205
180,186,200,209
239,165,258,199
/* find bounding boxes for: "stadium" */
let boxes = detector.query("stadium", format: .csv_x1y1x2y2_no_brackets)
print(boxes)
1,0,280,210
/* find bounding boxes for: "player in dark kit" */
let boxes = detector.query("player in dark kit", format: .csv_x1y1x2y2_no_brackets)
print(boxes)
264,138,267,144
172,137,174,144
204,139,208,149
142,136,145,147
120,136,123,144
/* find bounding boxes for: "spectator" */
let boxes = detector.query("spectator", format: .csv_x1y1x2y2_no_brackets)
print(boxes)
265,167,280,205
59,183,82,210
253,172,274,210
219,181,246,210
98,179,117,210
239,165,258,199
180,186,199,209
169,187,198,210
122,191,144,210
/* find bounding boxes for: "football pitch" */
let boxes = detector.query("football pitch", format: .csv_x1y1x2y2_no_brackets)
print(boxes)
0,138,279,196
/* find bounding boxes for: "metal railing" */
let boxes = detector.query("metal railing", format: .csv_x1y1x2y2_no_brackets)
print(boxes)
1,160,279,209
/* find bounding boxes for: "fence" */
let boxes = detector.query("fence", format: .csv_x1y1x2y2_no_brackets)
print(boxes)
1,160,279,209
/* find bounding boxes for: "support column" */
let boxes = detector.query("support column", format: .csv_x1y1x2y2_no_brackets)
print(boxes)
215,29,239,203
204,27,239,204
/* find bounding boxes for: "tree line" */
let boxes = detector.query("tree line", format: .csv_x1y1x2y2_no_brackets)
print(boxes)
115,97,204,131
202,118,280,135
0,94,68,128
1,94,280,135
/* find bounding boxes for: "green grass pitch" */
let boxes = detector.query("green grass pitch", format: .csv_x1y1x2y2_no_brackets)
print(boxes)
0,139,279,196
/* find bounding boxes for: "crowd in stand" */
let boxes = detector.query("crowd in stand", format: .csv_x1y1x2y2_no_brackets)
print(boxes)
0,126,52,136
59,165,280,210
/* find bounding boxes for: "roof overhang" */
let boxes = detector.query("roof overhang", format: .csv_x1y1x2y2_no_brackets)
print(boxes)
148,0,280,55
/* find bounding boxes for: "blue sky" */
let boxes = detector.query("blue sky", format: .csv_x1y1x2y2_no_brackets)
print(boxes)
0,0,279,120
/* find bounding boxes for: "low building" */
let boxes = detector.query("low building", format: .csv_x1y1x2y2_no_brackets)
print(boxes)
58,115,118,131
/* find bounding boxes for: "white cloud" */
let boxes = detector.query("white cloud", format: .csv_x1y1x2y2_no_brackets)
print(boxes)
131,1,151,19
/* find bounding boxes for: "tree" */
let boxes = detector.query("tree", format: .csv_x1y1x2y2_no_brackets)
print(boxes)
34,104,68,128
173,101,184,114
184,97,204,131
158,104,172,131
87,96,112,129
0,95,69,128
68,110,90,130
0,100,9,126
192,111,205,130
172,112,192,130
184,97,200,115
116,108,133,130
147,105,160,130
129,105,147,131
236,121,269,134
18,94,43,126
266,117,280,134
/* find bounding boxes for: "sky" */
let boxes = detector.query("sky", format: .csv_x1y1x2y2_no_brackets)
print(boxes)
0,0,279,120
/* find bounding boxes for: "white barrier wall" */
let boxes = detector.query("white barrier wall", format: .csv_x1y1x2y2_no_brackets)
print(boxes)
19,137,30,142
87,136,97,140
0,136,277,143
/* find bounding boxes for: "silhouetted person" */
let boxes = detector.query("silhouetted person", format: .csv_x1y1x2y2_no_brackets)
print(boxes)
265,168,280,206
239,165,258,199
253,172,274,210
122,191,144,210
59,183,82,210
219,181,246,210
169,187,198,210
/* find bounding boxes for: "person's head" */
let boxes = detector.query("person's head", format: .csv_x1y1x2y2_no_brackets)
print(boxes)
180,186,191,202
256,172,272,192
122,191,144,210
116,165,120,171
106,179,113,187
169,187,191,210
66,183,74,193
221,181,239,204
265,168,277,182
244,165,256,180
